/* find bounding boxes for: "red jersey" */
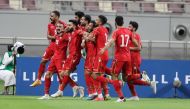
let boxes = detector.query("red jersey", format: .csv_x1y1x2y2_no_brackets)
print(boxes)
112,27,133,61
68,29,83,56
53,33,69,60
93,26,109,60
129,33,142,59
85,41,95,57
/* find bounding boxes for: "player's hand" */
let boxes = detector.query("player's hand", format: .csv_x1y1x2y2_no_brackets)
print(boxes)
81,40,85,47
99,48,105,55
12,51,17,56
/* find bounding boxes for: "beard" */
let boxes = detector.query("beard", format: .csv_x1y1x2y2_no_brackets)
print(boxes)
87,28,93,33
80,23,86,26
66,27,74,33
50,18,55,24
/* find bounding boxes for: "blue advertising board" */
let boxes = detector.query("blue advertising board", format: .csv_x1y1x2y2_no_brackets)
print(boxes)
16,57,190,98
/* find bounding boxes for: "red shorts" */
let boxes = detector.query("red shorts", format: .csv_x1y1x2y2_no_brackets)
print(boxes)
111,59,132,77
84,56,95,72
63,54,81,71
93,56,108,73
42,43,56,60
47,58,64,73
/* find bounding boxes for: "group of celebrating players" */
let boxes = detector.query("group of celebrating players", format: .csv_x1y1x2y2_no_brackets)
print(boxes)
29,10,157,102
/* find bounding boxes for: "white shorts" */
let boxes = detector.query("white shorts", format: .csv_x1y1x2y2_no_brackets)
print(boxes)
0,70,16,86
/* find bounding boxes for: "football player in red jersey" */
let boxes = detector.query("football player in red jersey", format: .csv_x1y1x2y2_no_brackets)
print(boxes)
30,10,66,87
80,15,97,99
126,21,157,101
99,16,139,102
86,15,112,101
38,23,69,99
59,20,85,98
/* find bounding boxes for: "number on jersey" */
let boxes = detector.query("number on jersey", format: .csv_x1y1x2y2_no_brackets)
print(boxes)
120,34,129,47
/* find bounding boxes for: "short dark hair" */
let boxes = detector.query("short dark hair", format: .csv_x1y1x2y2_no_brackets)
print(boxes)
90,20,96,28
98,15,107,25
69,19,78,26
7,44,13,52
52,10,60,18
129,21,138,31
115,16,124,26
84,15,91,23
75,11,85,19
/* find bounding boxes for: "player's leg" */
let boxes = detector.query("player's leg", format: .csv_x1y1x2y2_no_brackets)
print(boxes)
101,79,111,100
30,47,54,87
38,59,56,99
60,55,84,98
85,70,97,100
104,66,111,75
111,60,126,102
85,69,94,96
51,59,65,98
69,56,84,98
127,59,139,100
38,71,53,100
91,72,104,101
92,58,113,101
125,61,157,94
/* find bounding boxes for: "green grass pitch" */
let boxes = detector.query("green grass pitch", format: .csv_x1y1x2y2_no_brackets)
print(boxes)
0,96,189,109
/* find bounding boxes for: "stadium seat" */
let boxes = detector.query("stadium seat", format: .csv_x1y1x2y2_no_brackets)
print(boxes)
99,1,113,12
84,1,99,11
157,0,169,2
0,0,12,9
184,4,190,13
155,0,169,12
22,0,36,10
141,3,155,12
72,1,85,11
168,3,184,13
112,1,127,13
184,0,190,2
127,2,141,12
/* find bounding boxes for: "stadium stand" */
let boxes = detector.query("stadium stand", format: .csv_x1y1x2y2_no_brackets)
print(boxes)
0,0,190,14
84,1,99,11
22,0,36,10
112,1,127,13
0,0,12,9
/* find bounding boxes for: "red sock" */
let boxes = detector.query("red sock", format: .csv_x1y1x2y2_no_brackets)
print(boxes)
127,83,137,96
94,79,102,94
101,82,109,95
96,76,113,84
45,77,51,94
113,80,124,98
132,79,150,86
37,63,46,80
68,77,78,87
105,67,111,75
85,73,92,94
61,75,70,90
90,76,96,94
127,74,141,81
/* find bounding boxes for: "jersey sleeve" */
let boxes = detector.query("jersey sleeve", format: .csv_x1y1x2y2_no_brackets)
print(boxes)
92,28,99,38
128,31,133,41
137,34,142,47
112,30,117,40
